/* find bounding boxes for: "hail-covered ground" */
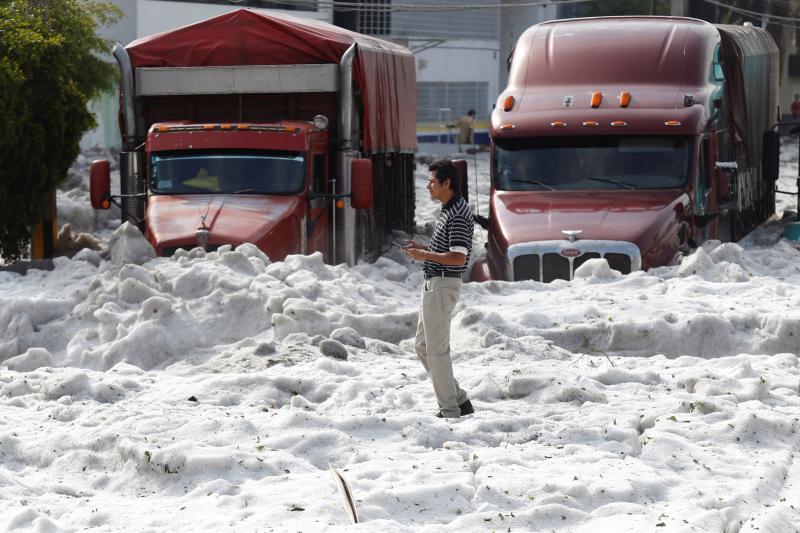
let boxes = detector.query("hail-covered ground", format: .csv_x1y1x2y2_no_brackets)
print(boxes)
1,141,800,533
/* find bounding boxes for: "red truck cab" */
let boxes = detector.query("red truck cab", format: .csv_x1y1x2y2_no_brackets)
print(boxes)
143,120,333,260
92,119,372,261
89,10,416,265
472,16,779,283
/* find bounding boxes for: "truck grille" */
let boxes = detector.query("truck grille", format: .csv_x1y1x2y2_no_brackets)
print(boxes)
508,241,640,282
162,244,221,257
541,253,570,283
605,253,632,274
513,254,540,281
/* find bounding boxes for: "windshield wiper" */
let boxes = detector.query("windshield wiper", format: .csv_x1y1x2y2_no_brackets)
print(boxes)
587,177,636,190
509,178,556,191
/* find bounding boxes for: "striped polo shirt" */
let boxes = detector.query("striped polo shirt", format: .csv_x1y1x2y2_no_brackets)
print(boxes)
424,194,474,276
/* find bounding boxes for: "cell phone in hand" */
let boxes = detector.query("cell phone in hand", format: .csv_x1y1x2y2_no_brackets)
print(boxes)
392,241,409,249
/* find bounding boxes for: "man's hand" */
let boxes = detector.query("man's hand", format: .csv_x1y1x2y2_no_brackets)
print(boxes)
402,240,427,261
403,244,466,266
406,247,428,261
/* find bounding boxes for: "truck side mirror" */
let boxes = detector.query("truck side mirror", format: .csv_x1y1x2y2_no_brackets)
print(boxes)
762,130,779,182
452,159,469,202
90,160,111,209
351,158,373,209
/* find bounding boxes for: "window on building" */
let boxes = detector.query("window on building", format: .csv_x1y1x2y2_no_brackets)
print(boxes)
390,0,498,40
153,0,318,10
790,55,800,77
355,0,391,35
417,81,489,123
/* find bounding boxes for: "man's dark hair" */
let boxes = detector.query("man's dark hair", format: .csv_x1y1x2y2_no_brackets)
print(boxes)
467,109,476,116
429,159,460,193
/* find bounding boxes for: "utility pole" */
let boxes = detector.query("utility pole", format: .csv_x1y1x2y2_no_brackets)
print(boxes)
31,191,57,259
27,0,57,259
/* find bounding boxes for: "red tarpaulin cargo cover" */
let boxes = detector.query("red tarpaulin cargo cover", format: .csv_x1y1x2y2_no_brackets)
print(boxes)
125,9,417,154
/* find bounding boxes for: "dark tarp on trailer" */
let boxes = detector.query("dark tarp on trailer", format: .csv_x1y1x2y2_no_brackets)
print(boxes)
124,9,417,154
716,24,779,167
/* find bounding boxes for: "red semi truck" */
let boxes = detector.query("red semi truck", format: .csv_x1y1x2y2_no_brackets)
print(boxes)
472,17,779,283
90,9,416,265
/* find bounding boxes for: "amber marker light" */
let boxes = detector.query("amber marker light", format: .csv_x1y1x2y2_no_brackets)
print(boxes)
665,120,682,126
156,125,170,132
582,121,599,127
220,123,233,130
619,91,632,108
101,199,110,209
550,121,567,128
336,200,345,209
610,120,627,127
591,91,603,108
499,123,516,130
203,124,215,130
237,124,251,130
502,95,515,111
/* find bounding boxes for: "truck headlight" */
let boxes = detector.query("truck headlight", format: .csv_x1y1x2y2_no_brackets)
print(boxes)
313,115,329,130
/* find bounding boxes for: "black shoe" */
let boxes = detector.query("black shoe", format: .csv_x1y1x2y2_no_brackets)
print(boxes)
459,399,474,416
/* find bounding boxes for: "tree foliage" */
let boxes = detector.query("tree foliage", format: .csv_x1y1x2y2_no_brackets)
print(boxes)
0,0,119,261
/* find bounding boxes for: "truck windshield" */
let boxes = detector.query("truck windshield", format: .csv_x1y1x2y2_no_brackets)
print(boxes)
493,136,692,191
150,151,305,195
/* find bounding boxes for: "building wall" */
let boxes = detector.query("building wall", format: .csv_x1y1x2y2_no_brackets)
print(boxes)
80,86,122,150
100,0,138,46
414,40,498,123
390,2,498,40
499,3,559,91
385,0,501,127
136,0,330,38
80,0,135,149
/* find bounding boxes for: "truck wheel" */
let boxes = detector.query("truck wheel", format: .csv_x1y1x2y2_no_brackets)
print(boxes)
729,211,744,242
678,223,691,253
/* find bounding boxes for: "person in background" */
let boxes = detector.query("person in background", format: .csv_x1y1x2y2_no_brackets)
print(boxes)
453,109,475,152
792,94,800,121
403,160,474,418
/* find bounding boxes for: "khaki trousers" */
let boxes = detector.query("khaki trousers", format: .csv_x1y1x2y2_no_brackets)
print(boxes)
415,276,468,417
